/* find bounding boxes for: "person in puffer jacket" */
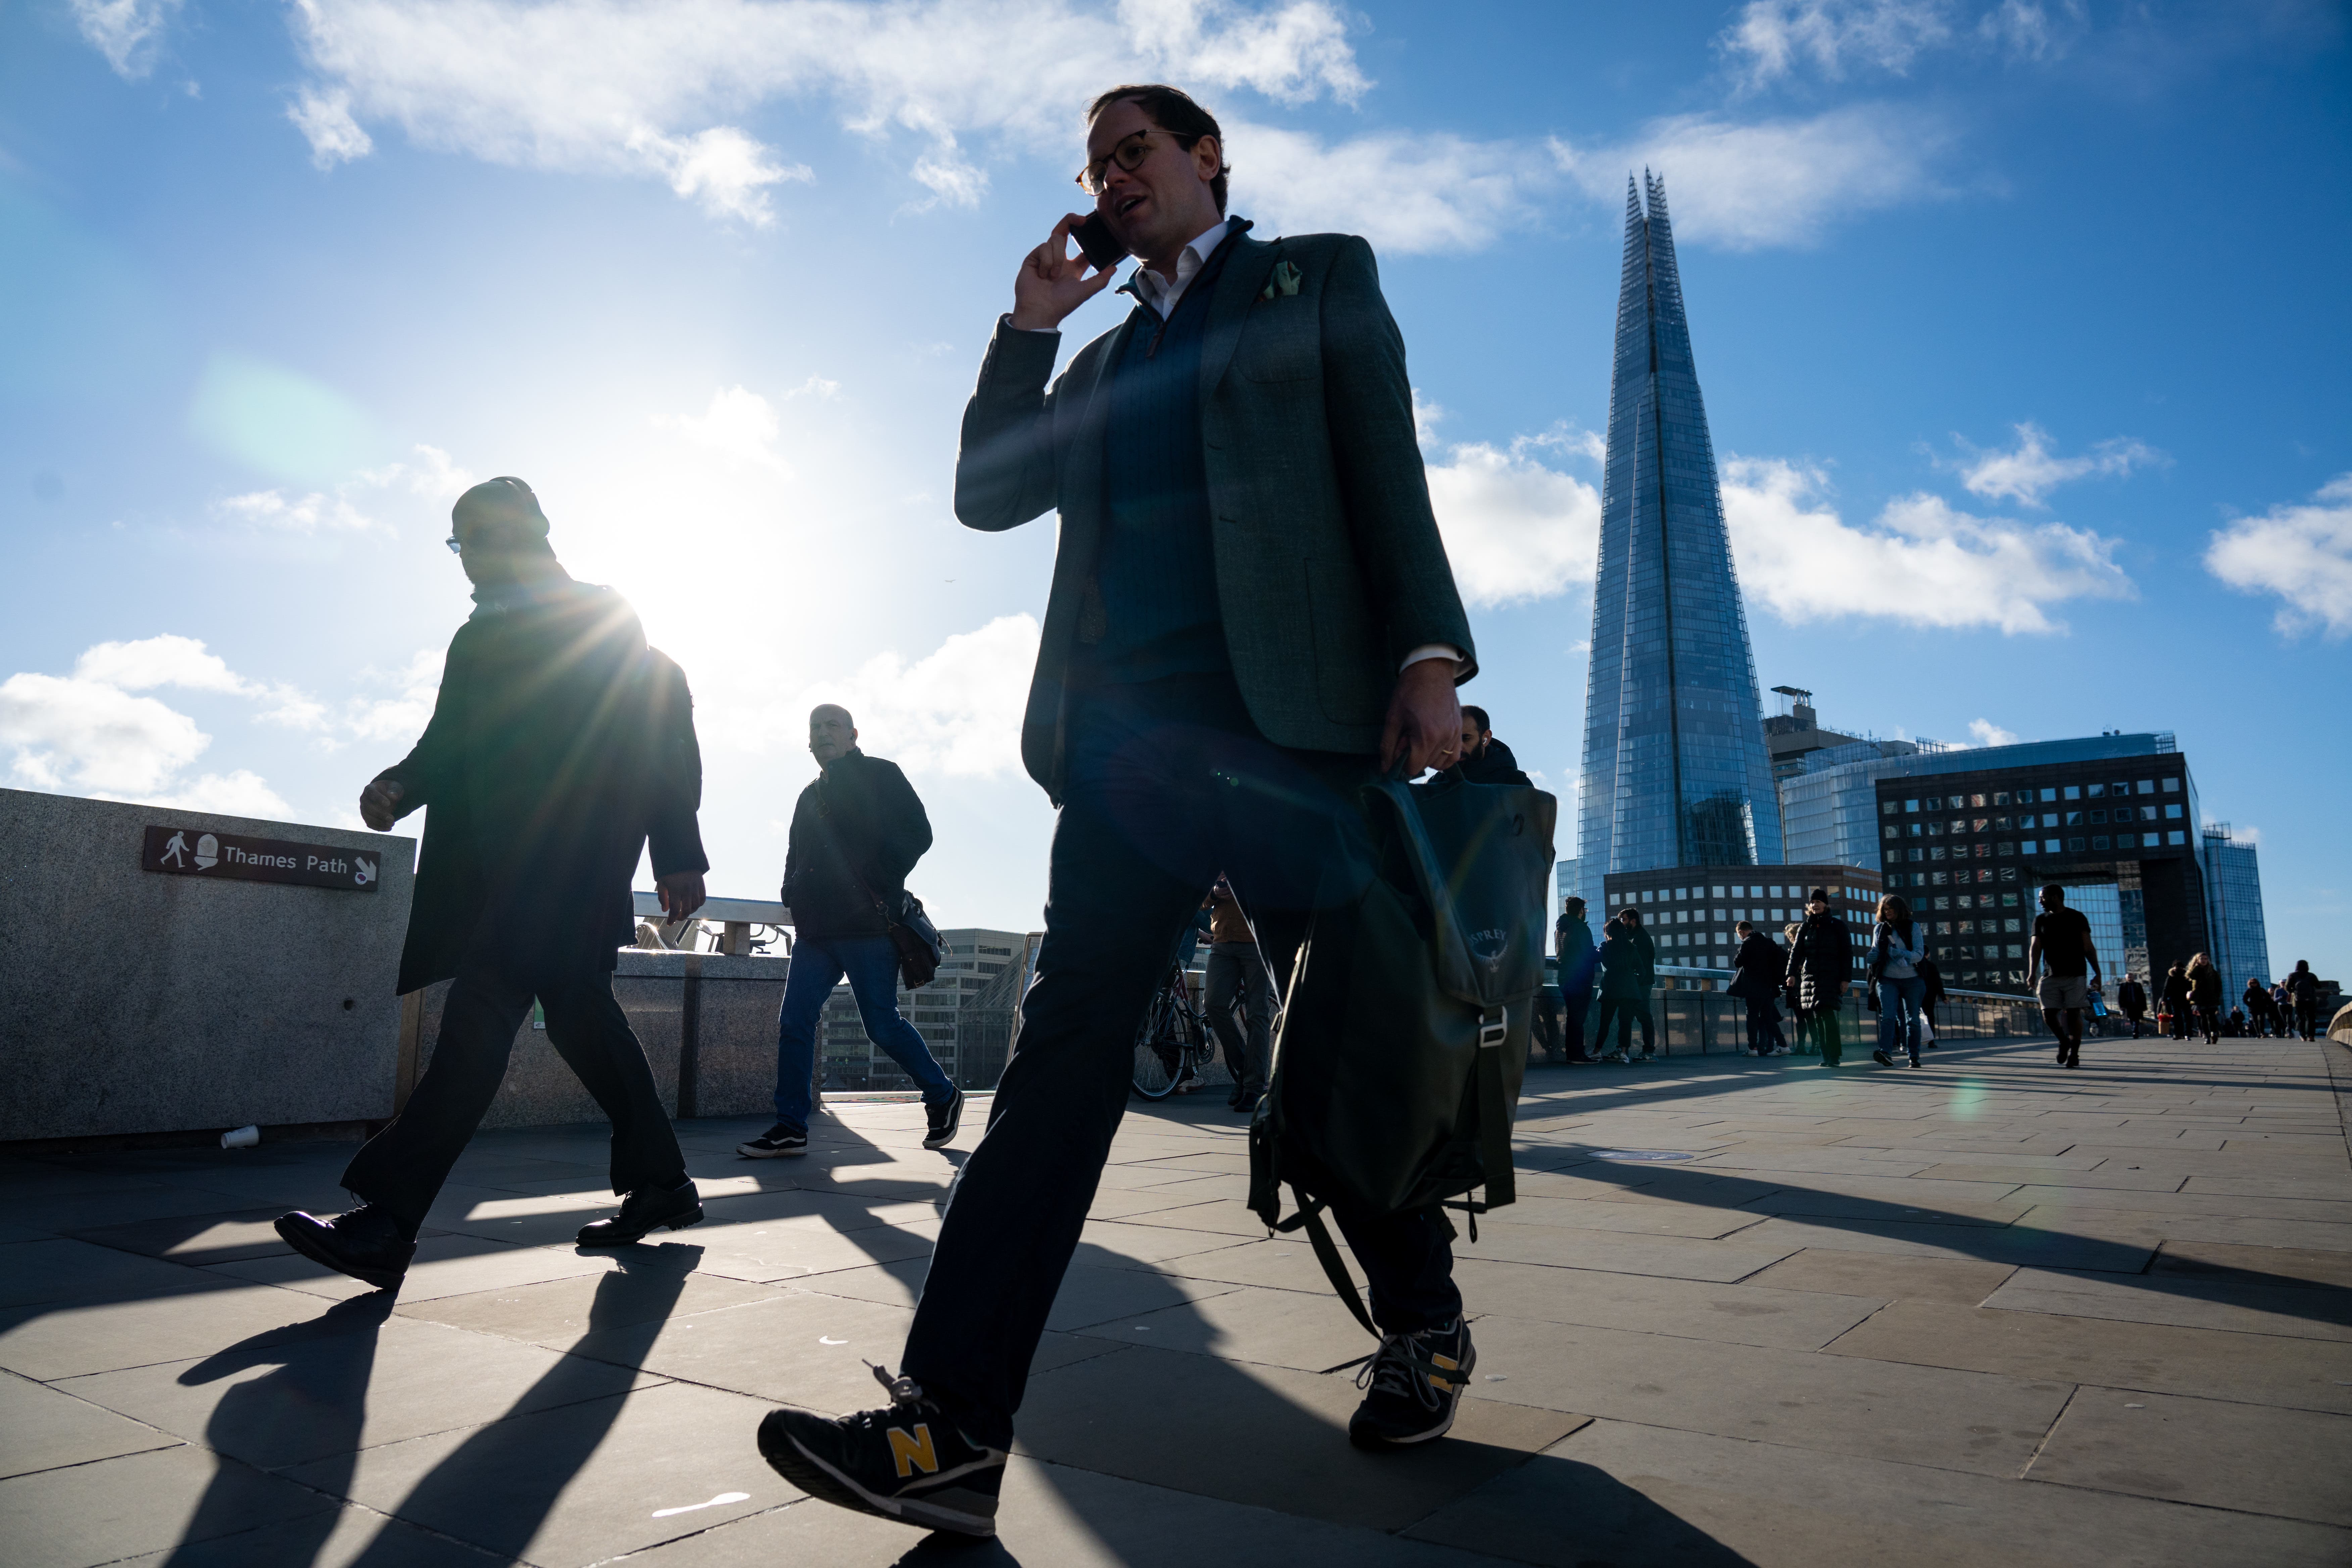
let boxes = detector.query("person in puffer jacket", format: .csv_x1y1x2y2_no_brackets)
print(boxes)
1868,893,1930,1068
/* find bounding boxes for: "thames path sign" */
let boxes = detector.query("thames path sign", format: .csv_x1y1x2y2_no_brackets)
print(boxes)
143,825,381,890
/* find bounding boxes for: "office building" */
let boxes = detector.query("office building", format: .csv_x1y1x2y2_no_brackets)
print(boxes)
1781,731,2174,873
820,927,1038,1093
1873,752,2214,993
1762,687,1873,783
1600,866,1880,971
1575,173,1781,913
2201,824,2271,1002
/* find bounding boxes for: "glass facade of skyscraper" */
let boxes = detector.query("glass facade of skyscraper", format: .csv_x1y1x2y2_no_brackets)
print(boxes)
2201,826,2270,1004
1577,173,1779,912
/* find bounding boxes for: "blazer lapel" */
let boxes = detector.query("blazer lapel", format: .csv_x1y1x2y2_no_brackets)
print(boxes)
1199,231,1280,404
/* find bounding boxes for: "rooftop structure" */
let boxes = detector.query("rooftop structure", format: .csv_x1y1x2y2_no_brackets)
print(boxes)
1576,173,1780,911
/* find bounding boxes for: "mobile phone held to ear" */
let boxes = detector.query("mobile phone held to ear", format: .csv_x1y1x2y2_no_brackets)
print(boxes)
1072,213,1127,272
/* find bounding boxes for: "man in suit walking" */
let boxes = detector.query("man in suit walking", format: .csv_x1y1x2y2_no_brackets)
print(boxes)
275,477,710,1290
756,84,1478,1537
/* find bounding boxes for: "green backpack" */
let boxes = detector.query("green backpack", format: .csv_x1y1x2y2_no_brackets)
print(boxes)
1247,772,1556,1338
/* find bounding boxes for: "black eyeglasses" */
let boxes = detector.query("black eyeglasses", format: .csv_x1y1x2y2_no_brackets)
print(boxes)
1077,130,1164,195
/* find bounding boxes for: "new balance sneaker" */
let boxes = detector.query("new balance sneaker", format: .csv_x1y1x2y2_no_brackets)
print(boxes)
737,1123,809,1159
757,1365,1006,1536
576,1180,702,1245
1347,1318,1476,1449
922,1089,966,1150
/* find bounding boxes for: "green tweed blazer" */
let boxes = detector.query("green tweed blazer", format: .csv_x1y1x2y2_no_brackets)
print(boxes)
954,225,1478,800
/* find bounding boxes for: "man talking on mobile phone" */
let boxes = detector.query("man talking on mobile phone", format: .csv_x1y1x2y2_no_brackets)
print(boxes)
755,84,1478,1537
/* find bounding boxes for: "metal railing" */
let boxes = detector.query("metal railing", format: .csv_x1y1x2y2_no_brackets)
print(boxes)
1567,968,2051,1057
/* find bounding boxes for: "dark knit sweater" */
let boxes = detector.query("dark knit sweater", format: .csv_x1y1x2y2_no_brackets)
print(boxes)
1086,231,1241,684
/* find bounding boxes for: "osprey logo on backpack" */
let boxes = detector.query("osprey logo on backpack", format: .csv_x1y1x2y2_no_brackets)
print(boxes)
1468,927,1509,966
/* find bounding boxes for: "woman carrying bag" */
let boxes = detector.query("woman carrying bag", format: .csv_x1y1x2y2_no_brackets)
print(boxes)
1867,894,1929,1069
2185,953,2223,1045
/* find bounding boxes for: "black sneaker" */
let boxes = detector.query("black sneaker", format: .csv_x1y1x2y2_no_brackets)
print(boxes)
274,1204,415,1291
1348,1318,1475,1449
1871,1049,1895,1067
577,1180,702,1245
922,1089,965,1150
757,1365,1006,1536
738,1123,809,1159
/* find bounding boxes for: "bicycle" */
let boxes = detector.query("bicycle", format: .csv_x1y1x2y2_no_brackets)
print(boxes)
1130,961,1217,1099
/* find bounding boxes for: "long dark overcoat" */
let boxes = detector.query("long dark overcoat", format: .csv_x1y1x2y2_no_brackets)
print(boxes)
374,579,707,994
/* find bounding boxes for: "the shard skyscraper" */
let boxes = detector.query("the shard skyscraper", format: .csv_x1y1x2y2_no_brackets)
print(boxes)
1576,173,1780,912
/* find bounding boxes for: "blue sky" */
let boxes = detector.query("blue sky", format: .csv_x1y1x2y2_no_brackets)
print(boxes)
4,0,2347,979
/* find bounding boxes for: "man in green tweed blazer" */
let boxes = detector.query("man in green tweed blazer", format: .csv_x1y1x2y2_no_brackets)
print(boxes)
756,84,1482,1537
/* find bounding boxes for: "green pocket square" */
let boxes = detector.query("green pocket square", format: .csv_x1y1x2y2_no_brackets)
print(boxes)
1258,260,1303,301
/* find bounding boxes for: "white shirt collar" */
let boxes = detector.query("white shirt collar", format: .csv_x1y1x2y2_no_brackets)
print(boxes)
1130,219,1230,318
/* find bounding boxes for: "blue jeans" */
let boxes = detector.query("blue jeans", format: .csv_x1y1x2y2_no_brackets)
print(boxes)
773,934,955,1130
1876,974,1926,1060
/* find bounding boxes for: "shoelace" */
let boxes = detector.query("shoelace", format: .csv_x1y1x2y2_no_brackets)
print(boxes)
847,1361,931,1430
1355,1331,1445,1413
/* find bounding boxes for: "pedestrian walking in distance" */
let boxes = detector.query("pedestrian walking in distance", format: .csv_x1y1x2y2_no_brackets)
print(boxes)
1917,954,1946,1050
754,83,1481,1537
1867,894,1929,1069
2116,973,2150,1038
1787,888,1852,1066
2185,953,2223,1045
2286,960,2322,1041
739,705,962,1160
275,477,711,1290
1728,920,1788,1056
1555,896,1598,1063
1592,906,1658,1063
2027,884,2100,1069
1203,877,1274,1111
2162,963,2192,1040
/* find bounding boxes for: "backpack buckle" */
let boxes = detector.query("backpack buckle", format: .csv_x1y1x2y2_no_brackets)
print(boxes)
1478,1006,1507,1049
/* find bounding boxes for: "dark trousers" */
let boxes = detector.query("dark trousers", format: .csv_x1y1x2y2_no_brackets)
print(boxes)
1592,993,1653,1055
2298,1000,2318,1039
1743,997,1786,1054
343,934,686,1234
900,675,1461,1449
1205,942,1275,1092
1559,985,1592,1060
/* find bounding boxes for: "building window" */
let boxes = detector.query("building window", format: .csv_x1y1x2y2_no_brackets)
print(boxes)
2087,783,2106,798
2093,835,2110,849
1997,841,2013,855
1993,791,2010,805
1930,846,1946,861
1882,800,1899,815
2162,777,2180,792
2167,831,2186,845
1975,843,1991,859
2064,786,2081,800
2089,808,2106,825
2115,832,2136,848
2067,837,2086,852
2040,788,2057,802
2045,838,2062,853
2137,780,2154,794
1928,821,1944,837
1908,848,1922,862
2164,803,2183,819
2065,811,2083,827
1905,799,1919,812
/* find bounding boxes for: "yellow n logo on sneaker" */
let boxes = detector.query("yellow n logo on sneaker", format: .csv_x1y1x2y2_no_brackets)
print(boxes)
888,1423,939,1478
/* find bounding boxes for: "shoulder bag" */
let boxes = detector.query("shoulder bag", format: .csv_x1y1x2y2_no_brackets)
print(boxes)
815,793,944,990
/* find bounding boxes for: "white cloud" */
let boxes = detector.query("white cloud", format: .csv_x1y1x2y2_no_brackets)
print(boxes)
1718,0,2079,89
662,386,792,472
2204,473,2352,639
71,0,182,79
289,88,374,168
0,673,209,794
1425,435,1602,608
1967,718,2020,746
74,634,250,695
145,770,297,818
344,649,446,744
1950,422,2160,508
280,0,1367,225
1234,123,1541,254
1720,456,2133,633
1552,104,1951,250
216,488,384,534
796,615,1040,778
1720,0,1956,88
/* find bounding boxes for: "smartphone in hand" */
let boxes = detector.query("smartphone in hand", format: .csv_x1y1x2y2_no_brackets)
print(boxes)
1072,213,1127,271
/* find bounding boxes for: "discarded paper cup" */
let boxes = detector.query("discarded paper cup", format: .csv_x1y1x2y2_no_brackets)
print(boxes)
220,1125,260,1149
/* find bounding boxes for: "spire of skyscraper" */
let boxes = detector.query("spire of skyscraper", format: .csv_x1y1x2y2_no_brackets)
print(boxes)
1576,173,1781,910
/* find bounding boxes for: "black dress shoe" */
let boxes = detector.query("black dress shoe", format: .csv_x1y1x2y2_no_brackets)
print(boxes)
275,1204,415,1291
577,1180,703,1245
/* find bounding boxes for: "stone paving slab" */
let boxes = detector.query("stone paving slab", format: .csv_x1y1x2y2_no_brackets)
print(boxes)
3,1035,2350,1566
